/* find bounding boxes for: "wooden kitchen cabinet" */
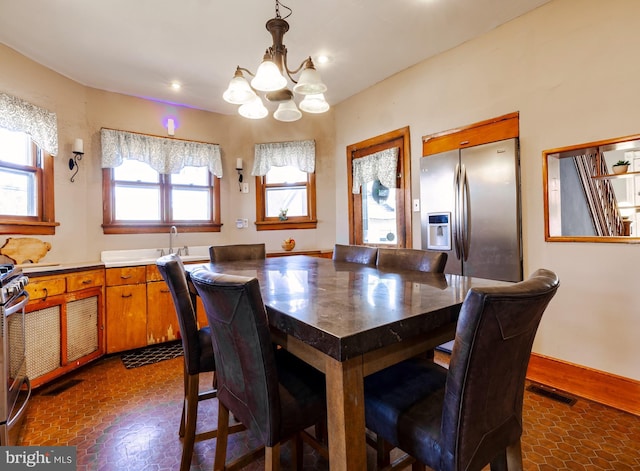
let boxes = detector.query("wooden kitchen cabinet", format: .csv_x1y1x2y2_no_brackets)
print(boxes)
25,267,105,388
105,262,209,353
146,264,178,344
105,267,147,353
145,264,206,344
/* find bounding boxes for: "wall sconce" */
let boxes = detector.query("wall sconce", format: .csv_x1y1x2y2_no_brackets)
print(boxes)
69,138,84,182
236,158,244,191
167,118,175,136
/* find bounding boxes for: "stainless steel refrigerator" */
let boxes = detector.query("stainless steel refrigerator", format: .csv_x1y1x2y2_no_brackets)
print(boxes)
420,138,522,283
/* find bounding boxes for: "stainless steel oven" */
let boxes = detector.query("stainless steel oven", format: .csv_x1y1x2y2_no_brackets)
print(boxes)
0,263,31,446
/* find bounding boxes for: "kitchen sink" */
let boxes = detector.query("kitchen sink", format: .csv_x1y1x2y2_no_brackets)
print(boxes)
101,246,210,268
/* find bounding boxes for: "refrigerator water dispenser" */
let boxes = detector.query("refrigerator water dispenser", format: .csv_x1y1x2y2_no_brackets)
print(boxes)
427,212,451,250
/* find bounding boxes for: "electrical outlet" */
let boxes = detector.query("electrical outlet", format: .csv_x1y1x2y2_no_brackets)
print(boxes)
242,182,249,193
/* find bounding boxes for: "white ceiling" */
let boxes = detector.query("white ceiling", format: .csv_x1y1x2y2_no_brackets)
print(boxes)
0,0,550,115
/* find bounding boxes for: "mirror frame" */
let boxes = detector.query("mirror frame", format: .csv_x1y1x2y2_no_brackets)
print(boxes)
543,133,640,243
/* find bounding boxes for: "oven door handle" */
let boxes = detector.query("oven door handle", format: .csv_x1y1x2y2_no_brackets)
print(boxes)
7,377,31,429
4,292,29,316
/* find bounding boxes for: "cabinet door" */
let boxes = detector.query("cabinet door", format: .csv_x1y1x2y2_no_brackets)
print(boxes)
106,284,147,353
146,281,179,345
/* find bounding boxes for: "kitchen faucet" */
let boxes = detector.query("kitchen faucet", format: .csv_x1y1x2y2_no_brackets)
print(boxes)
169,225,178,254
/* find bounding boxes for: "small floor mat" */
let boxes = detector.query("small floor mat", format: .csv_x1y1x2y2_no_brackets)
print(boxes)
121,341,183,369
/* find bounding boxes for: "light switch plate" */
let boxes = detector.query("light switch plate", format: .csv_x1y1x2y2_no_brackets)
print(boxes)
242,183,249,193
413,199,420,212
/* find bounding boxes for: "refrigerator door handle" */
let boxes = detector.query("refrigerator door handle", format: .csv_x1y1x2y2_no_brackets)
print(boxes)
453,163,461,260
461,164,470,261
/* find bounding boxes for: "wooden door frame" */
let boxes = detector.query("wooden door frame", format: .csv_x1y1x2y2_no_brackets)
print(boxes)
346,126,412,247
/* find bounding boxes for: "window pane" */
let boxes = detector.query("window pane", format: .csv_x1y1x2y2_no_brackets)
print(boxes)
113,159,159,183
114,186,161,220
362,180,397,244
265,165,307,184
171,166,209,186
0,168,37,216
172,188,210,220
0,128,31,165
266,187,307,217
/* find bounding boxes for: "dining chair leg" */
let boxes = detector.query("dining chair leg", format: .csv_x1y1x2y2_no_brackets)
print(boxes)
411,461,426,471
506,440,524,471
264,443,281,471
179,365,189,437
214,403,230,471
180,374,200,471
291,433,303,471
489,450,508,471
376,434,393,467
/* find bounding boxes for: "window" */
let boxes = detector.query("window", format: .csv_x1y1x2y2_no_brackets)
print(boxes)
253,140,317,231
101,128,222,234
102,160,220,234
346,127,412,247
0,128,57,235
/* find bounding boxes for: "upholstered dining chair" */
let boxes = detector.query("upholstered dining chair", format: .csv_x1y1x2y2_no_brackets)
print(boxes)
209,243,266,263
364,268,560,471
156,254,244,471
190,268,327,470
376,247,447,273
332,243,378,265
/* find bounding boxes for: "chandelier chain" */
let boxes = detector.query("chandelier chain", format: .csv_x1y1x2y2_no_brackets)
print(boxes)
275,0,292,20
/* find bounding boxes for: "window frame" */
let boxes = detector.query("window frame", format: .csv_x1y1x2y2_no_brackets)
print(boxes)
346,126,412,248
0,137,58,235
101,164,221,234
254,168,317,231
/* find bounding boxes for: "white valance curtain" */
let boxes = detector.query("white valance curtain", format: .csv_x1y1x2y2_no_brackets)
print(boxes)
100,128,223,177
251,139,315,176
352,147,398,194
0,93,58,156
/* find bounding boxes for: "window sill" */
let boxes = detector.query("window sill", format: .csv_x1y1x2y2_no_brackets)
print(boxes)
102,223,222,235
255,220,318,231
0,220,60,235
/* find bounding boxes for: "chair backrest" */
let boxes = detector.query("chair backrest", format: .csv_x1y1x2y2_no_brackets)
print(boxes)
441,268,559,471
189,268,281,446
156,254,202,375
332,244,378,265
209,243,266,263
376,248,447,273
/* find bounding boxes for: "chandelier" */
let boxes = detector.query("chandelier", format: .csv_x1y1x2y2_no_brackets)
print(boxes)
222,0,329,122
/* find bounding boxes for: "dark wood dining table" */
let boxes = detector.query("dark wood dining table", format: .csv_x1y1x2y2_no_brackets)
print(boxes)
186,255,507,470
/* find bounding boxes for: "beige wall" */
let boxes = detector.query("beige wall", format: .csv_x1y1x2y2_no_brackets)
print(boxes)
0,43,336,262
334,0,640,380
2,0,639,383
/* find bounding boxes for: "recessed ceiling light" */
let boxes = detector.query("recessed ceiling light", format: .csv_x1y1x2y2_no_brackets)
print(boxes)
316,55,331,64
170,82,181,90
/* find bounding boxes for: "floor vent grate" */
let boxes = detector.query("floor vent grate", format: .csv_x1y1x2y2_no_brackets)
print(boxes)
527,384,577,406
41,379,84,396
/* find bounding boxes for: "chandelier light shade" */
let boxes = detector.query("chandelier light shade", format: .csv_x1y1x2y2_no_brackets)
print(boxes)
239,95,269,120
222,69,257,104
223,0,329,122
299,93,330,114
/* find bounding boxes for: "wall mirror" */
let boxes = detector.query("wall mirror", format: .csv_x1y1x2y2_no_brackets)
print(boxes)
543,134,640,243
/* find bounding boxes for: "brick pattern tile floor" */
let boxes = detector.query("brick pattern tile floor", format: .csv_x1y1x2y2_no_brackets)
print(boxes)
18,352,640,470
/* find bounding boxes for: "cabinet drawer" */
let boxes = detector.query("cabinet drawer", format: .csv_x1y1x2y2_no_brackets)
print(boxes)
146,264,163,282
106,267,146,286
26,278,66,300
67,270,105,292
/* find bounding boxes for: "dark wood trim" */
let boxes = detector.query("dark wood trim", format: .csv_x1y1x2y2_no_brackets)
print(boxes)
422,112,519,156
527,353,640,416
